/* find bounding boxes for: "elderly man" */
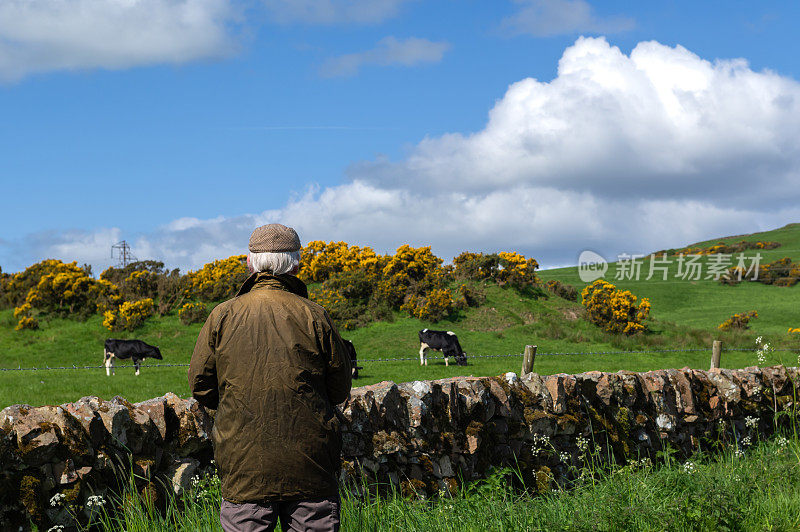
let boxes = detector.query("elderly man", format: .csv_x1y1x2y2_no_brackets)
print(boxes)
189,224,352,532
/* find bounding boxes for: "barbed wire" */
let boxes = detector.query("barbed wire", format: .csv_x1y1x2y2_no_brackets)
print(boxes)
3,346,796,371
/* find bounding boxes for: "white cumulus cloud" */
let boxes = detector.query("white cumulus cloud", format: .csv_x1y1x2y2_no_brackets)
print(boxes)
3,37,800,273
319,36,451,77
351,37,800,209
0,0,238,81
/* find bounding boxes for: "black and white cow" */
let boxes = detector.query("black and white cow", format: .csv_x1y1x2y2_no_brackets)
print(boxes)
418,329,467,366
343,339,363,379
103,339,162,376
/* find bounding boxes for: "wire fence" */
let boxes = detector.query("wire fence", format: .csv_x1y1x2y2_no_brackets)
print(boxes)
2,346,797,371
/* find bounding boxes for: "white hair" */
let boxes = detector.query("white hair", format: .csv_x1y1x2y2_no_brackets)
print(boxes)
248,251,301,275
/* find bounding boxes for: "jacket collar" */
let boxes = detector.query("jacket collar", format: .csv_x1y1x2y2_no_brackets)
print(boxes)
236,272,309,299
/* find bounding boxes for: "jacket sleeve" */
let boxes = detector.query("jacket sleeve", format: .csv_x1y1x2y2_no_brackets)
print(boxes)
188,312,220,410
321,310,352,405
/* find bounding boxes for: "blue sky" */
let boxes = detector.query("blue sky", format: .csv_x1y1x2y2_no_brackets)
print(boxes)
2,0,800,273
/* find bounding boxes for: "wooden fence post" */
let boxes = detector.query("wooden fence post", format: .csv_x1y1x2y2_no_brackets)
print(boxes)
710,340,722,370
522,345,537,377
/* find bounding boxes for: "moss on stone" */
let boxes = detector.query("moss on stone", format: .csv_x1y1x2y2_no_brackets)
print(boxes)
587,405,631,456
534,466,552,493
419,455,435,476
465,420,483,437
20,474,43,523
62,479,83,504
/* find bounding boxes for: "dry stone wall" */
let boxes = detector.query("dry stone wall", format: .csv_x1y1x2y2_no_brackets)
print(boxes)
1,365,798,529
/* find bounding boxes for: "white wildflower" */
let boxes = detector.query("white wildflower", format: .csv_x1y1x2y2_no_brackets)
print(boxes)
734,449,744,458
46,526,64,532
638,457,652,468
559,451,570,463
49,493,65,507
86,495,106,509
741,436,752,448
191,475,201,488
745,416,758,428
755,337,772,365
683,461,697,474
776,436,789,448
530,433,551,455
576,436,589,453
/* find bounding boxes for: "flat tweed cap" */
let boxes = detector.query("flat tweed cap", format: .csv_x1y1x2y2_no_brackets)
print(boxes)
249,224,301,253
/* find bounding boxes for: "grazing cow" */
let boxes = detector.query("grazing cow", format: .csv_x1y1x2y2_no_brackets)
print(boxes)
343,339,363,379
418,329,468,366
103,339,162,376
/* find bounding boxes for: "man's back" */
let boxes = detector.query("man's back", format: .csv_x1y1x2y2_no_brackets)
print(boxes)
189,273,352,503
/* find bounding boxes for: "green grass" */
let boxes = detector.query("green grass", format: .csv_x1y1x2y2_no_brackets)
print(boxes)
57,433,800,531
3,223,800,408
540,222,800,334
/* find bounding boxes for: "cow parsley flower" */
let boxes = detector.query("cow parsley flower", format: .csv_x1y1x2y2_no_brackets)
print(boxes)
776,436,789,448
49,493,65,507
576,435,589,453
741,436,752,448
559,451,570,463
745,416,758,428
682,461,697,474
530,433,551,455
86,495,106,508
734,449,744,458
755,336,772,365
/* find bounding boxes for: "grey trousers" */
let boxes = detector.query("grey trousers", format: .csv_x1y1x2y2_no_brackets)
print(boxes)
220,496,340,532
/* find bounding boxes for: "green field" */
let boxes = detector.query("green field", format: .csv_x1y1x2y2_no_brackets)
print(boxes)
2,223,800,408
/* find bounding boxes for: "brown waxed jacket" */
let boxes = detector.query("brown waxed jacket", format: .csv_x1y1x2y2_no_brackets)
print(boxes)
188,272,352,503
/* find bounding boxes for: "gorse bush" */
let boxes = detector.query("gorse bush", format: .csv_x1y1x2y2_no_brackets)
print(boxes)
402,288,456,322
1,259,93,309
497,252,540,289
178,302,208,325
303,244,544,328
718,311,758,331
10,260,120,330
103,298,155,331
101,260,187,315
451,251,541,291
307,245,454,329
299,241,383,283
545,279,578,301
452,252,501,281
580,280,650,335
757,257,800,287
720,256,800,287
660,240,781,256
185,255,248,302
4,242,546,332
13,302,39,330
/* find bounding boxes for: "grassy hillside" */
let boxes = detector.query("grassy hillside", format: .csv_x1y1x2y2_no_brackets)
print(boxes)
540,222,800,333
2,224,800,408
